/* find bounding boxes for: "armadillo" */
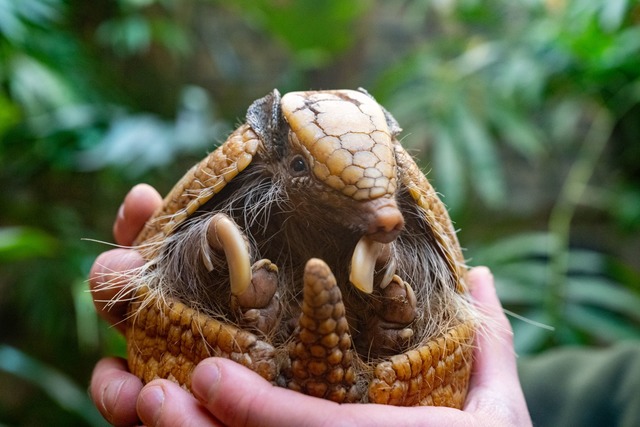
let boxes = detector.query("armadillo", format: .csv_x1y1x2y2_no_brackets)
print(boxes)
123,89,478,407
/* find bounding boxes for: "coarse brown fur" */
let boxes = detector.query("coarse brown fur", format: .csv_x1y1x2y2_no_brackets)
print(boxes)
125,138,478,365
105,90,487,407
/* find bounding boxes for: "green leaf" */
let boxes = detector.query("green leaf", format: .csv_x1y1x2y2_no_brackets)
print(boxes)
511,309,555,355
0,345,108,426
432,122,466,213
8,55,75,114
16,0,60,27
0,227,57,262
495,276,546,305
567,249,606,275
72,279,100,353
454,102,506,207
494,260,550,287
97,15,151,55
102,324,128,359
471,232,556,266
151,17,191,56
599,0,628,32
234,0,369,67
0,92,22,135
549,98,586,145
566,277,640,322
0,0,27,42
490,102,545,159
565,304,640,342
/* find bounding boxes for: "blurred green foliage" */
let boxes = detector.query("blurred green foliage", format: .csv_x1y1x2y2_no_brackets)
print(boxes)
0,0,638,424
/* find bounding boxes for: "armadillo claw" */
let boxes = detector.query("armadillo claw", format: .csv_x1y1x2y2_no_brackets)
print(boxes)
206,213,252,297
231,259,281,336
285,258,361,403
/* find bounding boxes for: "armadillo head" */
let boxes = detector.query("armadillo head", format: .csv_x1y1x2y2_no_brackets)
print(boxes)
281,90,399,202
246,89,406,293
280,90,405,293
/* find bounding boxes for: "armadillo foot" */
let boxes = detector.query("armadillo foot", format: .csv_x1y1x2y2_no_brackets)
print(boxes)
231,259,281,335
360,274,417,356
205,214,281,336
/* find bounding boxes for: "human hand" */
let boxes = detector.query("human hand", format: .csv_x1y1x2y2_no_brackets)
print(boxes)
89,184,532,426
89,184,162,425
90,183,162,334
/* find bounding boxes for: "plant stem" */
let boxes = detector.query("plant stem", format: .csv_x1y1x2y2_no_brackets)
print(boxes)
546,104,612,336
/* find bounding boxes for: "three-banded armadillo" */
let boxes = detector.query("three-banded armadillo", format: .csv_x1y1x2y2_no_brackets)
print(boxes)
123,89,478,407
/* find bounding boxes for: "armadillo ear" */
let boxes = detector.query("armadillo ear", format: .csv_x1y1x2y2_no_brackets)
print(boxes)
357,87,402,137
246,89,287,155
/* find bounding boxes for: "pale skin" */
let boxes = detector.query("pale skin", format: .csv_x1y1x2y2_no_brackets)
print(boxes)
89,184,532,427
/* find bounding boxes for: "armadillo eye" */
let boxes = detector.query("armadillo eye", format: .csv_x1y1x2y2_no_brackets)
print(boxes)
290,155,308,176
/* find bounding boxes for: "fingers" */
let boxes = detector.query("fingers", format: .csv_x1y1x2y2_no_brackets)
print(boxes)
113,183,162,246
90,357,143,427
468,266,517,388
465,266,532,425
191,358,471,427
89,248,145,333
90,184,161,332
91,362,223,427
136,379,222,427
191,358,342,427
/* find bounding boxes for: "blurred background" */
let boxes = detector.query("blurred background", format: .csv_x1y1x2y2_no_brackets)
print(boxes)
1,0,639,425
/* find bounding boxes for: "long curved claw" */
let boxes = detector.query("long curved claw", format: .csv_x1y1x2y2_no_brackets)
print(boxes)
205,215,281,336
286,258,361,403
378,257,396,290
206,213,252,297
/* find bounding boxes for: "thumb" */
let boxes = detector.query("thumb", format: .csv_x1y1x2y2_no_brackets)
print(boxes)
190,358,469,427
191,358,341,427
464,266,532,426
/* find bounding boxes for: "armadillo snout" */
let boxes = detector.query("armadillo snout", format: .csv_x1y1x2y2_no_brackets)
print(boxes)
363,198,404,244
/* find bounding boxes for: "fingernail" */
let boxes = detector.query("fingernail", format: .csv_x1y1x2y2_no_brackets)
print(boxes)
92,250,143,284
102,378,125,422
112,249,145,270
126,183,151,206
138,385,164,426
192,360,221,402
130,183,149,195
468,266,492,287
117,203,126,222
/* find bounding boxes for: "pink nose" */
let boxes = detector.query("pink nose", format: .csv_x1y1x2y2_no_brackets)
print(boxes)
364,199,405,244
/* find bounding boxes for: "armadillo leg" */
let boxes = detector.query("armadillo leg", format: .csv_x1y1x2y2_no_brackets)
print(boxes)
368,319,475,407
286,258,361,403
231,259,281,335
360,275,417,357
205,213,281,336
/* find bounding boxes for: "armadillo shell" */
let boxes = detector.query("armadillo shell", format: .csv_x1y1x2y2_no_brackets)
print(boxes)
125,105,476,408
127,285,474,407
